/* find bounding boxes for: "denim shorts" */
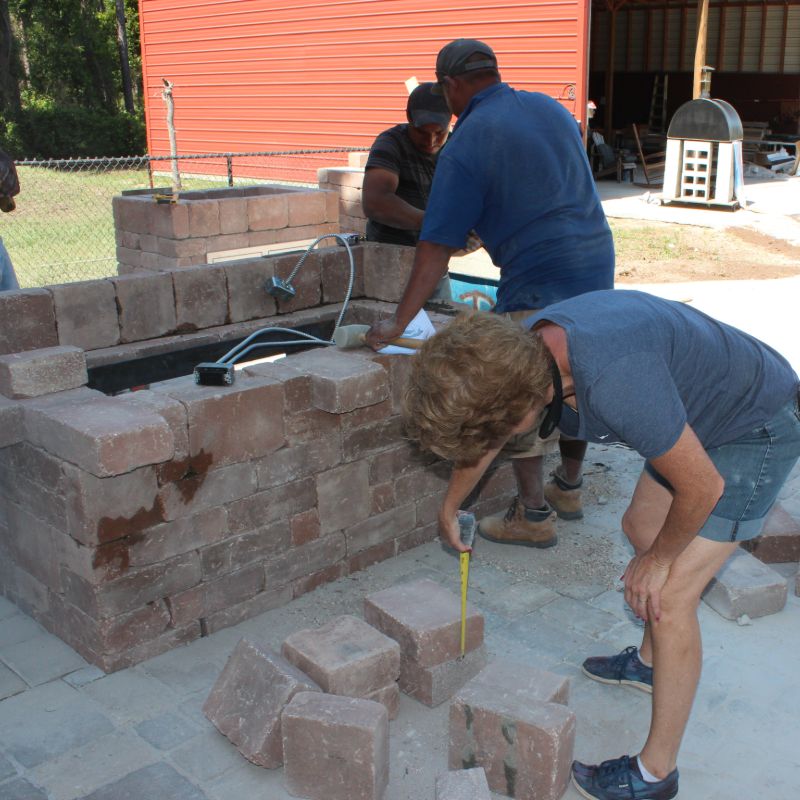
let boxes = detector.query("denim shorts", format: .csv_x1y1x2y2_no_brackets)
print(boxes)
645,391,800,542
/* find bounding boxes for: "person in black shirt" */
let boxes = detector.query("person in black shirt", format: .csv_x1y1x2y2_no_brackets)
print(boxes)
362,83,450,247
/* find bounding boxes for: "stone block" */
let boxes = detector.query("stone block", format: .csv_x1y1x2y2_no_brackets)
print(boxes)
226,478,315,534
63,551,201,619
141,251,165,270
316,460,371,534
325,188,339,223
166,563,265,627
156,236,208,259
218,197,248,234
63,462,162,547
247,229,278,247
272,251,321,312
128,507,228,568
264,533,347,589
248,194,288,231
278,349,389,413
282,691,389,800
171,264,229,331
341,214,367,235
364,578,484,667
0,346,87,399
139,233,158,253
160,373,284,467
50,280,120,350
204,583,294,635
465,659,571,707
114,389,189,465
223,258,278,322
253,435,340,489
112,272,177,343
203,638,321,767
149,200,190,239
287,190,328,227
401,644,488,707
342,417,405,462
282,615,400,703
362,243,416,303
158,461,256,521
345,504,416,555
320,246,365,303
187,199,220,238
275,222,337,244
449,664,576,800
23,392,174,478
436,768,491,800
0,289,58,355
113,194,148,234
0,395,22,448
349,152,369,168
702,548,788,620
741,503,800,563
200,520,291,580
4,502,61,589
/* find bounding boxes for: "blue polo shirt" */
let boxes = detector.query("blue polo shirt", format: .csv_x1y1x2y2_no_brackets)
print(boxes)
420,83,614,312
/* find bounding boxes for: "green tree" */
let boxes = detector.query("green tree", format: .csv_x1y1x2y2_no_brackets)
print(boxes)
1,0,144,156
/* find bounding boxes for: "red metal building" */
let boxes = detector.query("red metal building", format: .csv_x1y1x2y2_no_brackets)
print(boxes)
138,0,591,179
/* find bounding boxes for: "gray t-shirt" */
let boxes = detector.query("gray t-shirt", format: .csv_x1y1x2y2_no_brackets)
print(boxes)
528,290,798,458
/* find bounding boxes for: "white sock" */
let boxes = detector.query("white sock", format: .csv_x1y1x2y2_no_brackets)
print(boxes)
636,649,652,668
637,756,660,783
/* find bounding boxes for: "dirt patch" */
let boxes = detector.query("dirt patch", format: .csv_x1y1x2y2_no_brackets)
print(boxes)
610,219,800,284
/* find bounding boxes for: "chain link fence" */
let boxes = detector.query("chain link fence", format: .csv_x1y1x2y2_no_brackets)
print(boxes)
3,148,362,288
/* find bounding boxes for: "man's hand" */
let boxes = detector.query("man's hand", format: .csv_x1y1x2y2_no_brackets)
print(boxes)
364,316,406,351
622,550,671,623
438,509,470,552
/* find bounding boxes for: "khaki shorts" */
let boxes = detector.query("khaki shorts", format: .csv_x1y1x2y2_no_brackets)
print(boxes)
502,308,560,458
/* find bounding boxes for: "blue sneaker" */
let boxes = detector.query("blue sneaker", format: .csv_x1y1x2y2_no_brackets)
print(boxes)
582,646,653,693
572,755,678,800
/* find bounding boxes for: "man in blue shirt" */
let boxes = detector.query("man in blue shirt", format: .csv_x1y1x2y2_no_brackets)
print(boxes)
366,39,615,548
402,292,800,800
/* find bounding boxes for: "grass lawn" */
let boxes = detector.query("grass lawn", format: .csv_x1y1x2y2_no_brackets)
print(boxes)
3,165,261,288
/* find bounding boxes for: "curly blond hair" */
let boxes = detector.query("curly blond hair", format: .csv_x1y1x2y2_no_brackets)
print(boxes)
403,311,552,466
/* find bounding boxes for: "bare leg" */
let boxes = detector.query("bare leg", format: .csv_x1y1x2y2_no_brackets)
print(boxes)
621,470,736,778
621,471,673,663
513,455,546,509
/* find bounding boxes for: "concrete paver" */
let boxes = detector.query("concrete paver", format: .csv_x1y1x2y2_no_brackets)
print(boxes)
0,633,88,686
0,662,26,700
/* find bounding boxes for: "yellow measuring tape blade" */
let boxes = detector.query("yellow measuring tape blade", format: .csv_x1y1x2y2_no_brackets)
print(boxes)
459,550,470,656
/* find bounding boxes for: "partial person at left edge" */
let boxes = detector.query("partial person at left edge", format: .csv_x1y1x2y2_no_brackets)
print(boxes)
0,148,21,292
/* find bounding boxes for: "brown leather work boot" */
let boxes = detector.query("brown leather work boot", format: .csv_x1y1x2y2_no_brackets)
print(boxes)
544,468,584,520
478,497,557,548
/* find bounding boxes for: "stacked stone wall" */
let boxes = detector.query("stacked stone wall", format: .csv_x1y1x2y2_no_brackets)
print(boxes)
0,242,516,672
113,184,339,273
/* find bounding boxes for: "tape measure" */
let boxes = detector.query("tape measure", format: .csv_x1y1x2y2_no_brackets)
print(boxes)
459,549,471,656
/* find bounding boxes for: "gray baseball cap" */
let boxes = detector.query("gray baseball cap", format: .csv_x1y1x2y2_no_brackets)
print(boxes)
435,39,498,82
407,82,451,128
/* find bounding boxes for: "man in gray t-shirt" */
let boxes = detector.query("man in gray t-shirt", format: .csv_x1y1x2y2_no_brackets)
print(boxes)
401,290,800,800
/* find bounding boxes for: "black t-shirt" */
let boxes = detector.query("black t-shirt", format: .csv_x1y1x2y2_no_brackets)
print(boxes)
364,124,439,247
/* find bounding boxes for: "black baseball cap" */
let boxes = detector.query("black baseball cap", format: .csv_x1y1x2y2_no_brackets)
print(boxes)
406,82,451,129
435,39,498,82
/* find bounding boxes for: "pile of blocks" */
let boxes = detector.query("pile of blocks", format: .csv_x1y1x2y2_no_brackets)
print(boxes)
203,575,578,799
